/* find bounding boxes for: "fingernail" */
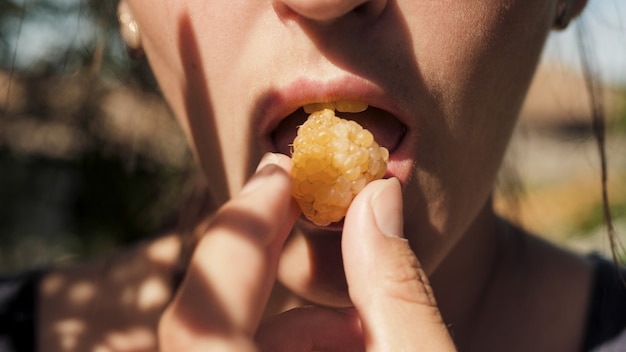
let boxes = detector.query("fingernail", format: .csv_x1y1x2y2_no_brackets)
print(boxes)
370,178,404,238
256,152,280,172
240,154,279,195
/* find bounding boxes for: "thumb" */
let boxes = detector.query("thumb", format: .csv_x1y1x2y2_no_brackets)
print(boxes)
342,178,456,351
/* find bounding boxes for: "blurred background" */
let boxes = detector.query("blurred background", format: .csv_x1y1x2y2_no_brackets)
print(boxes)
0,0,625,275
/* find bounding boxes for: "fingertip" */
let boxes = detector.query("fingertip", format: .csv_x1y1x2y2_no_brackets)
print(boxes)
342,177,406,298
342,177,404,256
253,152,299,222
240,153,293,197
370,177,403,238
257,152,293,174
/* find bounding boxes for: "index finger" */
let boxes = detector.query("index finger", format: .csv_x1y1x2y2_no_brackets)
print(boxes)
160,153,300,349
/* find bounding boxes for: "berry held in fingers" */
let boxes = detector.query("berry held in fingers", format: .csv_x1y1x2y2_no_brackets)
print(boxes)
291,109,389,226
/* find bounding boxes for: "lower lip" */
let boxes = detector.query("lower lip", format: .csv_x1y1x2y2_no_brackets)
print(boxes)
386,157,413,185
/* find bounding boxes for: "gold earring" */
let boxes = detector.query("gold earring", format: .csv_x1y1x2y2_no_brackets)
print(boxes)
554,0,574,30
118,2,144,58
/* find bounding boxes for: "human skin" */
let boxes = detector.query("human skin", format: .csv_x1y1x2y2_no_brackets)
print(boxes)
37,0,594,351
128,0,555,302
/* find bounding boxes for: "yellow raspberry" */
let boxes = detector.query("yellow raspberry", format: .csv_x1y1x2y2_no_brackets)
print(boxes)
291,109,389,226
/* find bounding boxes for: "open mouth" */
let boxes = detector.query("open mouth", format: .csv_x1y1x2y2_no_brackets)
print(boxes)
271,100,407,158
269,100,408,231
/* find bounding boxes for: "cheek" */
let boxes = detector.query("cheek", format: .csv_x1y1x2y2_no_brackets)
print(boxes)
129,1,268,200
399,1,553,266
417,1,552,182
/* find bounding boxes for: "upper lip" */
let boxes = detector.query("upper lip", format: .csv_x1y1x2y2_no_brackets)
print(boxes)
256,75,411,153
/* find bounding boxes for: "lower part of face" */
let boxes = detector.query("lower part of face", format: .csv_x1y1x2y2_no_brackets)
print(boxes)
129,0,556,306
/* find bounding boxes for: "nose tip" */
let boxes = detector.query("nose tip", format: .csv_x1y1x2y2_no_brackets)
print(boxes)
276,0,387,22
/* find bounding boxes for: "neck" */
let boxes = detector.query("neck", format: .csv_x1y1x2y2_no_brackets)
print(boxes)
429,200,505,337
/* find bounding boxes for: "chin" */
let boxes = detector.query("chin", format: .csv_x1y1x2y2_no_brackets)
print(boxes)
276,223,355,308
285,279,354,309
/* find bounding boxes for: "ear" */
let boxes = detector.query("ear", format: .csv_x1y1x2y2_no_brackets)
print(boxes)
554,0,588,30
570,0,588,19
117,1,144,59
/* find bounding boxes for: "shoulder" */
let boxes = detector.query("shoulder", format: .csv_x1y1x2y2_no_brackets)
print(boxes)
592,329,626,352
38,234,183,351
583,254,626,352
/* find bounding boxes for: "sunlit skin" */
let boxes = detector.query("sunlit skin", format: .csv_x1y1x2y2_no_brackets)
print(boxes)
38,0,595,351
128,0,563,302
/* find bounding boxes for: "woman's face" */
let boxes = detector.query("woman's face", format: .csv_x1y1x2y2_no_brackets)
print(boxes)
127,0,557,306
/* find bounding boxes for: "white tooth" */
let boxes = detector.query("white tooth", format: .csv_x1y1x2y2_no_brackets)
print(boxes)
303,102,336,113
335,100,368,113
303,101,369,114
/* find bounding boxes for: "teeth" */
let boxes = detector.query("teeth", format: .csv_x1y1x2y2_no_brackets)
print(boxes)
303,102,336,113
303,100,368,114
335,100,368,113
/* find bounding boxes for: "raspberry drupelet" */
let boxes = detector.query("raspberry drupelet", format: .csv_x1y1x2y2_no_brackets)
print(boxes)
291,109,389,226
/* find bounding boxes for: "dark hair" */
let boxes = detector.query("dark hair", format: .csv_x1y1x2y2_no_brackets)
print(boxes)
576,17,625,268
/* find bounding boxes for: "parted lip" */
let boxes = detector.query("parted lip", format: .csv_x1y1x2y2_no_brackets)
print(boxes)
256,76,412,157
254,76,414,232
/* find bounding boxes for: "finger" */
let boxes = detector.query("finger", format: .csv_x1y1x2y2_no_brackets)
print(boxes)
256,307,364,352
159,153,300,350
342,178,456,351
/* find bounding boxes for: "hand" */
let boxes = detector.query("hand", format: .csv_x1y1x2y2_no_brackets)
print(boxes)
256,177,457,351
342,177,456,350
158,153,456,351
158,152,300,351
